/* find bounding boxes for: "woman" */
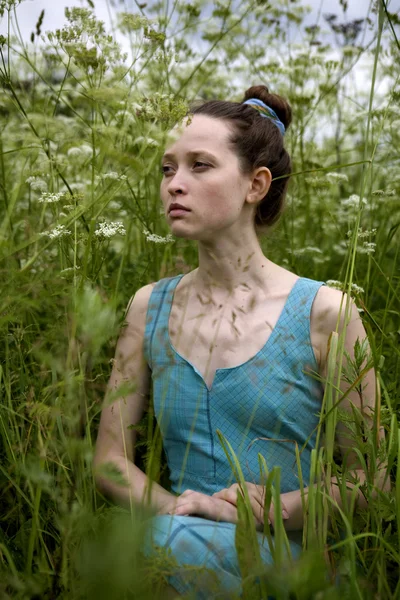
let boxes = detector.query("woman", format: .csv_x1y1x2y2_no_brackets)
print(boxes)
94,85,381,598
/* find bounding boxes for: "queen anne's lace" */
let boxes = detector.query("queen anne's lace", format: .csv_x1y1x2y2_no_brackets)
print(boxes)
40,225,71,240
143,228,174,244
95,221,126,239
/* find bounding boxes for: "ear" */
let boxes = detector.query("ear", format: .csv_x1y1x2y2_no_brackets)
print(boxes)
245,167,272,206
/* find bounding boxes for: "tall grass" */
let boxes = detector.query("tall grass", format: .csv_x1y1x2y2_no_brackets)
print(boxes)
0,0,399,597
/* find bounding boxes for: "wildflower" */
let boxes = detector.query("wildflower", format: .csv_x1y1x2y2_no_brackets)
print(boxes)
40,225,71,240
133,135,159,147
326,280,364,294
143,228,174,244
67,147,83,158
351,283,364,294
347,228,376,239
358,242,376,255
341,194,367,209
60,266,80,274
332,241,347,255
95,221,126,239
26,175,47,192
292,246,323,256
39,192,64,203
326,279,343,290
326,172,348,184
100,172,127,181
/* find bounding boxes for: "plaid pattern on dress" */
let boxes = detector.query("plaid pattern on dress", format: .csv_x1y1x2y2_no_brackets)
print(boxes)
143,275,325,597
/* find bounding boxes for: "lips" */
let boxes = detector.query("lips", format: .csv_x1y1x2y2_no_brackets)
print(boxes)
169,202,190,212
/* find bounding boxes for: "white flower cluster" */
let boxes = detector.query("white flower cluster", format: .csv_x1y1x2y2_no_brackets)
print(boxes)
99,172,128,181
67,144,92,159
357,242,376,255
143,228,174,244
133,135,159,148
39,192,64,204
115,110,136,124
26,176,47,192
326,280,365,294
292,246,323,256
40,225,71,240
95,221,126,239
326,172,349,184
341,194,367,209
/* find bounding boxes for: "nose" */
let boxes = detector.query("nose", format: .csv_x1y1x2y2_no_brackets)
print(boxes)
166,171,187,196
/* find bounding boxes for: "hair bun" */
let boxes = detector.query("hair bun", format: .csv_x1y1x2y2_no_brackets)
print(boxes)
243,85,292,130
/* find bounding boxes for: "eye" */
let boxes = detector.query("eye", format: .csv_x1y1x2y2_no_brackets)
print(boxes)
160,161,210,176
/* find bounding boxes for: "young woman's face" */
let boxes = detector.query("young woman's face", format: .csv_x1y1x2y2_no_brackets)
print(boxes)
160,115,253,240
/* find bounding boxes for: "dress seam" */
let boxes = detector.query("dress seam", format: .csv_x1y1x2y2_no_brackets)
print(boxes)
206,389,216,478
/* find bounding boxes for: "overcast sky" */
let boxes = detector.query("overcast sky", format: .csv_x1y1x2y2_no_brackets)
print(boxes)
1,0,398,97
2,0,397,42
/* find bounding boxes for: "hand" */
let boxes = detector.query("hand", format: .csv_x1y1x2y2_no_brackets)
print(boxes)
167,489,239,523
212,482,289,529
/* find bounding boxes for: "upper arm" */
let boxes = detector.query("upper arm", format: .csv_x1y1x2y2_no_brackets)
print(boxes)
312,286,382,470
94,282,155,466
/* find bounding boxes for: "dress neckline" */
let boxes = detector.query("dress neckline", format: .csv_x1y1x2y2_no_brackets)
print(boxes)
166,274,302,393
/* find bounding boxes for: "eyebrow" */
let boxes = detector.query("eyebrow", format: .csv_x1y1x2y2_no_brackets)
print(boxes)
161,149,217,162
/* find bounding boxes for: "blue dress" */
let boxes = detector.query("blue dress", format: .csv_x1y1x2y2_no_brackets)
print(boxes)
143,274,325,598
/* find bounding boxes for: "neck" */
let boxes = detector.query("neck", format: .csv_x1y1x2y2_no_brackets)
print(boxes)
193,226,271,293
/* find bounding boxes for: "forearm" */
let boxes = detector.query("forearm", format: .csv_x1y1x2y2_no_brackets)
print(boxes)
94,454,176,514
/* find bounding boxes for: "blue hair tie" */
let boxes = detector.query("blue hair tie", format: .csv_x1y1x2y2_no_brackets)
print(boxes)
243,98,285,136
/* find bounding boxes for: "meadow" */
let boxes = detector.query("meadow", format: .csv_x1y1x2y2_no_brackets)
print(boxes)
1,0,400,597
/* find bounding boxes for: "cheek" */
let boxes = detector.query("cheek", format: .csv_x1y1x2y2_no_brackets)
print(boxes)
200,175,244,216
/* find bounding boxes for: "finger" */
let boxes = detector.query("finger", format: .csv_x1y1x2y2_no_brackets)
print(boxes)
280,499,290,520
180,489,196,497
213,489,238,505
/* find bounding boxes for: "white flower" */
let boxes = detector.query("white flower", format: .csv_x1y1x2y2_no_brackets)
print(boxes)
95,221,126,239
326,279,343,290
292,246,323,256
39,192,64,204
326,280,364,294
100,172,127,181
341,194,367,209
102,172,119,180
347,228,377,239
351,283,364,294
26,176,48,192
143,228,174,244
332,241,347,255
326,172,349,184
60,266,80,274
40,225,71,240
358,242,376,255
67,147,83,158
80,144,93,158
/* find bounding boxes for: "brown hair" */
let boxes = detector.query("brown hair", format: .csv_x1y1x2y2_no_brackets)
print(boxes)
191,85,292,229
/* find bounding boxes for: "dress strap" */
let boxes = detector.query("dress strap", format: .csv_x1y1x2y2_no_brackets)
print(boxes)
286,277,325,320
143,274,184,369
271,277,325,370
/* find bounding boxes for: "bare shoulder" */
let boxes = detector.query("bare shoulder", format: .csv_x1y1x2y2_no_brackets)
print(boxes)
124,282,156,323
312,285,361,330
311,285,365,368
